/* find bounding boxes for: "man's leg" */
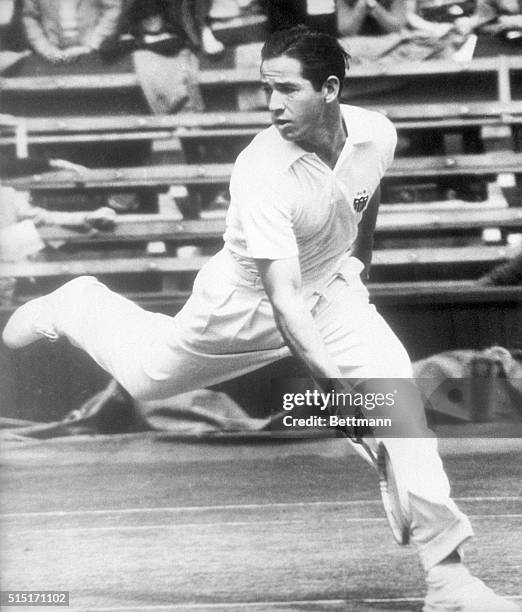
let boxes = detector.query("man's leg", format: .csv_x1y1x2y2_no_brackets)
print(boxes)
311,265,519,611
2,268,289,402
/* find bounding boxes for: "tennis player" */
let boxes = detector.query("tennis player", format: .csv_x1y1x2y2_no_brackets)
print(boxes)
3,26,518,612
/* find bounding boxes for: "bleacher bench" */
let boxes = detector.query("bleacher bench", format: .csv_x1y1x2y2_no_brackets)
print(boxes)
28,206,522,246
4,152,522,192
0,245,511,280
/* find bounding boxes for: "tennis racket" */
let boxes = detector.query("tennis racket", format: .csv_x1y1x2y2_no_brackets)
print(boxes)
316,378,411,545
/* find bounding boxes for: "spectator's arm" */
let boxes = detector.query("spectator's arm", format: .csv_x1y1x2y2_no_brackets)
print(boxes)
83,0,122,51
337,0,370,36
22,0,63,60
456,0,500,32
497,14,522,29
474,0,498,24
477,250,522,286
406,0,454,35
369,0,407,33
40,207,117,229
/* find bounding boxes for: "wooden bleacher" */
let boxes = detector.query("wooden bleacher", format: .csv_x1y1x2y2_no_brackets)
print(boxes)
0,103,521,155
10,206,514,246
1,56,521,340
2,55,521,113
3,153,521,192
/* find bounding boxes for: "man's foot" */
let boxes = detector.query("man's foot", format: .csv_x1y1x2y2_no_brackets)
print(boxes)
2,276,97,349
2,295,58,348
424,563,520,612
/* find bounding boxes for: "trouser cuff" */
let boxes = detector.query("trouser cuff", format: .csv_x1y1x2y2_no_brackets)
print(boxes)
417,515,474,571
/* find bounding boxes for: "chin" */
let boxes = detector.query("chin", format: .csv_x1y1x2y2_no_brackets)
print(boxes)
277,126,298,141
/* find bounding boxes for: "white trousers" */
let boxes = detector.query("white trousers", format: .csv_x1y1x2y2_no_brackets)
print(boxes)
52,247,473,569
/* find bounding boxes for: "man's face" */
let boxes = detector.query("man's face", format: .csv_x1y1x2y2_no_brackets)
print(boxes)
260,55,325,145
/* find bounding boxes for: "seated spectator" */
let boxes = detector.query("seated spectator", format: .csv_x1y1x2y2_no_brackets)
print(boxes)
406,0,458,37
263,0,338,36
116,0,224,57
114,0,204,114
264,0,406,36
458,0,522,38
22,0,122,65
0,155,116,267
337,0,407,36
1,156,116,234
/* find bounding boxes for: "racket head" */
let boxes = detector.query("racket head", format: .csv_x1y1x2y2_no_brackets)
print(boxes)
377,442,410,545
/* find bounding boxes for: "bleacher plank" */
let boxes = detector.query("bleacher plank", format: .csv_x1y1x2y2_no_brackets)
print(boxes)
373,245,509,265
2,56,520,116
4,152,522,191
1,102,521,147
0,57,505,94
367,281,522,305
0,245,510,279
33,207,522,245
0,255,211,278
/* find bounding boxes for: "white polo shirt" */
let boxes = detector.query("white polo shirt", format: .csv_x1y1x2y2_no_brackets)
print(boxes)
223,104,397,288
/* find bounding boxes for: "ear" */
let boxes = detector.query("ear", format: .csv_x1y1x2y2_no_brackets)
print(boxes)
322,75,341,103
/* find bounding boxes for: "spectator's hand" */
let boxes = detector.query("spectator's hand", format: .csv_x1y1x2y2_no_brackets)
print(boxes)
85,207,117,231
423,21,454,37
41,47,66,64
49,159,88,175
61,45,94,62
454,17,473,35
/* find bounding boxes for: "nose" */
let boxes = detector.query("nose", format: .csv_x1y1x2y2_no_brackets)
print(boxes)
267,89,284,113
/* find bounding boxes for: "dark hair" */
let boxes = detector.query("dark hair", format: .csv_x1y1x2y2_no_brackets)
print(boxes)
128,0,172,36
261,25,350,94
129,0,169,22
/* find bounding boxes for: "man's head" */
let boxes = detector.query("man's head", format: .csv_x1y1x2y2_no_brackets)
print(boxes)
260,26,350,146
261,25,350,97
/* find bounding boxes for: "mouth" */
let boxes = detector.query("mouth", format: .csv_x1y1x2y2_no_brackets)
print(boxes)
274,119,292,130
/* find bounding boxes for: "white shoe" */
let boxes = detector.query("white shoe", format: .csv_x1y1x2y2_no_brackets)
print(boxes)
201,26,224,56
423,564,520,612
2,295,58,348
2,276,97,349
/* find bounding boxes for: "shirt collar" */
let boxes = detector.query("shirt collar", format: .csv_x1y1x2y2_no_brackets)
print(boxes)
341,104,374,145
269,104,373,171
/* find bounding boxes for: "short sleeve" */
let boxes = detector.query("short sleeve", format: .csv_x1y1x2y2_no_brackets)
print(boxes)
229,161,298,260
379,114,398,173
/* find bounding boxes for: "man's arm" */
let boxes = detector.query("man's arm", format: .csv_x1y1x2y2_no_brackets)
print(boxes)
256,257,341,379
349,185,381,282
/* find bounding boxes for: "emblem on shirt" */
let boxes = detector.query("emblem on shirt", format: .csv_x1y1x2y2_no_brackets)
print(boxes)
353,189,370,213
